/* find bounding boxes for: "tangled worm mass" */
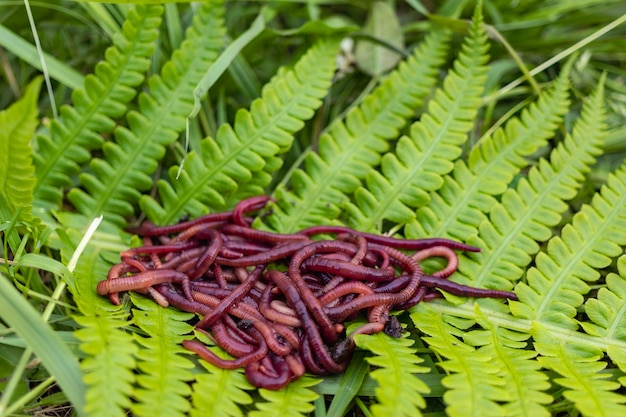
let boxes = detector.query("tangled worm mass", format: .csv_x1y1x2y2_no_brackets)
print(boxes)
98,196,517,390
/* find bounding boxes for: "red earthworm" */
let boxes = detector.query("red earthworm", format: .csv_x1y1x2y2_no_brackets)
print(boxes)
98,270,192,304
215,240,311,267
120,241,198,258
367,246,390,269
284,354,306,378
156,283,212,316
232,195,272,227
270,300,298,318
169,223,216,244
183,329,268,369
220,224,310,244
128,214,232,237
195,265,265,328
158,247,205,270
298,225,481,252
259,285,302,327
210,320,255,356
395,287,427,310
412,245,459,278
123,258,149,272
212,263,229,289
145,287,170,307
349,304,390,337
105,261,143,304
318,281,375,306
191,289,292,356
289,240,365,343
189,229,223,279
221,315,259,345
302,257,395,282
421,275,518,300
337,234,368,265
245,354,292,390
299,335,327,375
142,237,163,269
268,270,346,373
222,240,271,255
272,323,301,349
218,247,245,259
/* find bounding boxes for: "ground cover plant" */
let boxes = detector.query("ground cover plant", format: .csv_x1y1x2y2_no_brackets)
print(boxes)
2,1,626,416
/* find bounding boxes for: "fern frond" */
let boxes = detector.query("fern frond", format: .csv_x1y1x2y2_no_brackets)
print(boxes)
67,1,225,227
406,66,571,241
64,229,137,417
0,78,41,223
511,162,626,330
353,331,430,417
451,78,606,291
248,377,319,417
411,303,506,417
264,29,451,233
581,255,626,356
534,324,626,417
140,38,339,224
190,361,253,417
344,6,489,232
467,306,552,417
130,294,195,417
33,5,162,210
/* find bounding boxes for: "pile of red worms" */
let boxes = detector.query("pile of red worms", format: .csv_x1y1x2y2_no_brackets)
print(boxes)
97,196,517,390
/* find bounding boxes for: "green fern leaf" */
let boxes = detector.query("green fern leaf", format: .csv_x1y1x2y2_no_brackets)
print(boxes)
406,66,571,241
64,229,137,417
33,5,163,210
344,6,489,232
411,303,507,417
140,38,339,224
248,376,319,417
67,1,225,227
0,78,41,223
190,361,253,417
451,78,606,291
354,331,430,417
581,255,626,354
130,294,195,417
534,324,626,417
511,162,626,330
467,306,552,417
264,29,451,232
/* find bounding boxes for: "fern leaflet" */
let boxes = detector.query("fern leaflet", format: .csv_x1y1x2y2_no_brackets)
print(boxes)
265,29,451,232
33,5,162,210
411,304,506,417
452,78,606,291
64,229,137,417
131,294,195,417
140,38,340,224
467,306,552,417
354,331,430,417
406,66,571,241
248,376,319,417
0,78,41,225
67,1,225,227
345,6,489,232
511,163,626,330
534,324,626,417
190,360,253,417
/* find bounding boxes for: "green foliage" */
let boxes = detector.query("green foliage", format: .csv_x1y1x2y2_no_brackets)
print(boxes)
249,377,319,417
131,294,195,417
265,28,451,232
4,1,626,417
33,5,163,210
354,331,430,417
0,78,41,224
140,38,341,224
344,7,489,232
67,1,225,227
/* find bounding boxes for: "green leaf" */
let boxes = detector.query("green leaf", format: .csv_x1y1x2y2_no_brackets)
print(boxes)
354,331,430,417
265,28,451,232
249,376,320,417
355,1,405,76
131,294,195,417
0,77,41,223
0,273,86,416
346,5,490,231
